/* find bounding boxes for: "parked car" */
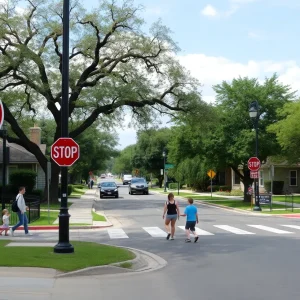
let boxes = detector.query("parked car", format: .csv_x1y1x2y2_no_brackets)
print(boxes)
129,177,149,195
99,181,119,198
100,174,106,179
122,174,132,185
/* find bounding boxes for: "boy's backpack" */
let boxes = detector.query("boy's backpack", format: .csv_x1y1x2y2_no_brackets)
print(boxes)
11,195,20,212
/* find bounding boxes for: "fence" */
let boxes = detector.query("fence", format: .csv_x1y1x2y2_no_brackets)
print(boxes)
3,195,41,224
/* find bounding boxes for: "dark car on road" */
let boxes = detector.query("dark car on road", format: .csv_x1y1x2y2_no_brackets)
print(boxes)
99,181,119,198
129,177,149,195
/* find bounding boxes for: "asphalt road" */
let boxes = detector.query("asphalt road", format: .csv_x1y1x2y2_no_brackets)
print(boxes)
90,179,300,300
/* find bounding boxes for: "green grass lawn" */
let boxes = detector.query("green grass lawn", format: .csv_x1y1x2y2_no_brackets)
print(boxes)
30,211,58,225
202,200,287,210
272,196,300,204
0,241,135,272
261,209,300,215
92,211,106,222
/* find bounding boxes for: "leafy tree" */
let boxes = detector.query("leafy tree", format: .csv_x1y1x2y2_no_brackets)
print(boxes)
268,100,300,163
133,128,172,187
205,75,296,201
0,0,201,201
112,145,136,175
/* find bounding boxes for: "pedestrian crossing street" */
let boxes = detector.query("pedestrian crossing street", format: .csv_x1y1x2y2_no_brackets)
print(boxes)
104,224,300,239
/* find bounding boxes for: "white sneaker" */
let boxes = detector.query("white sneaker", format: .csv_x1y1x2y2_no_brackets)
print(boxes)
25,232,33,236
10,228,14,236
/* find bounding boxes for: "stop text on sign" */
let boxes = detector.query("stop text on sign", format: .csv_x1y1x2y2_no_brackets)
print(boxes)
52,146,78,159
51,138,80,167
248,161,260,168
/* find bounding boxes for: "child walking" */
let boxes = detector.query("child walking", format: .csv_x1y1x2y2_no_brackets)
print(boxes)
180,198,199,243
0,209,10,236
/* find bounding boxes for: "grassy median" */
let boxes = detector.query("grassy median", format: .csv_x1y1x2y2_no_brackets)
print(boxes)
0,241,135,272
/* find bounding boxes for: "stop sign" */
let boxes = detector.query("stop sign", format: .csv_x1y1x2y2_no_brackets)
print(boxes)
248,157,261,171
51,138,80,166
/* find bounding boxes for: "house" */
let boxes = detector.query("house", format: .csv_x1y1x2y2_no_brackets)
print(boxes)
229,158,300,194
0,125,46,190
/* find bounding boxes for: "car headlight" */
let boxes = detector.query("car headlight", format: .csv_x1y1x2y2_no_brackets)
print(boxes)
114,189,118,191
100,189,104,192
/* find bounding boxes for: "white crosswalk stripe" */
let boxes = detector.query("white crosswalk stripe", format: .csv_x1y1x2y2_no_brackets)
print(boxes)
107,228,129,239
214,225,255,235
247,225,294,234
143,227,167,237
178,226,214,235
281,225,300,230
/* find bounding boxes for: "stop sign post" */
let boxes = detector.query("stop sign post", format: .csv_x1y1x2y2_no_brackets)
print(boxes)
51,138,80,166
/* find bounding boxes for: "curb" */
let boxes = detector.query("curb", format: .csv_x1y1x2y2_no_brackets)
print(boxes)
55,245,167,278
12,224,113,231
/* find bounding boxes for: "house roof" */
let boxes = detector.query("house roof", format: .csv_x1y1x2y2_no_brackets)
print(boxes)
0,140,46,164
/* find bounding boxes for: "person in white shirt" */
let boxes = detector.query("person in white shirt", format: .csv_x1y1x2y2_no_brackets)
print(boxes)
0,209,10,236
10,187,32,236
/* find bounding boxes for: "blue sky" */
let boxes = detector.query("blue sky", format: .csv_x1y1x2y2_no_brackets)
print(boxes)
86,0,300,149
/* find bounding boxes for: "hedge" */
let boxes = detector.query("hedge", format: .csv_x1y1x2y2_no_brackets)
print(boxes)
264,180,284,195
168,183,179,190
58,184,74,196
9,170,37,193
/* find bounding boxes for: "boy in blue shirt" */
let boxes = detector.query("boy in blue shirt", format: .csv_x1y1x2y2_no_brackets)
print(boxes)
180,198,199,243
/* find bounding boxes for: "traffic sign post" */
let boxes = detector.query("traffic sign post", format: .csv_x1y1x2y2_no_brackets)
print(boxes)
207,169,216,198
248,156,261,212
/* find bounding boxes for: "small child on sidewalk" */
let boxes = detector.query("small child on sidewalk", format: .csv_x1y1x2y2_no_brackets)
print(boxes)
0,209,10,236
180,198,199,243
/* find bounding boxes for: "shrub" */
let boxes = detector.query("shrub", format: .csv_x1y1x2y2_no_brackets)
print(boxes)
219,185,232,192
29,189,43,199
9,170,37,193
230,189,244,196
168,183,179,190
207,185,220,192
264,180,271,193
58,184,74,196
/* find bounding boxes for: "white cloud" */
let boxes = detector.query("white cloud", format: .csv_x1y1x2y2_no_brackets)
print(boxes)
178,53,300,105
201,4,218,17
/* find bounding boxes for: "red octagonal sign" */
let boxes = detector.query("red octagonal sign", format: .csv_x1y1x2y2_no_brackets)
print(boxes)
248,157,261,171
51,138,80,166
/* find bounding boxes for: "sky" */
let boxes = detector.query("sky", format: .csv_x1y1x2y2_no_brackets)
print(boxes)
86,0,300,149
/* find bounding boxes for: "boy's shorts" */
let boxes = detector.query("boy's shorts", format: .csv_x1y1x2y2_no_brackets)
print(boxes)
185,221,196,231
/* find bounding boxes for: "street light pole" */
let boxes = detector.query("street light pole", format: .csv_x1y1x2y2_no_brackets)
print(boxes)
1,123,7,210
249,101,261,212
163,149,166,192
54,0,74,253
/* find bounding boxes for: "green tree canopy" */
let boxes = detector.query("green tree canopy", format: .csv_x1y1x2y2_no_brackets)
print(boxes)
268,100,300,163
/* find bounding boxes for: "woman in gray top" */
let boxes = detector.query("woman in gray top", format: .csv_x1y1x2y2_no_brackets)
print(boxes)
10,187,31,236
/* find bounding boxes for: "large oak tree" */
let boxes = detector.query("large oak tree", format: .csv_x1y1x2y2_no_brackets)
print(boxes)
0,0,200,201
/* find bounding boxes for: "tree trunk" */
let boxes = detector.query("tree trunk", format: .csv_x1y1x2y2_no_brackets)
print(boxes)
158,175,164,188
242,169,254,202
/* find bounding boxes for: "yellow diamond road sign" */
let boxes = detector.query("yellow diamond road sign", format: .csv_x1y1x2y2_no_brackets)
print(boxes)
207,169,216,178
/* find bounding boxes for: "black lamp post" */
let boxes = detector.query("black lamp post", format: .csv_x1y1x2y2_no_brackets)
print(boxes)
249,100,261,211
53,0,74,253
162,149,167,192
1,123,7,210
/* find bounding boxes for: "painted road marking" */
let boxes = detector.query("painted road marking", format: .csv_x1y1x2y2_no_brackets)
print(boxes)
281,225,300,230
247,225,294,234
178,226,214,235
143,227,167,237
214,225,255,235
107,228,129,239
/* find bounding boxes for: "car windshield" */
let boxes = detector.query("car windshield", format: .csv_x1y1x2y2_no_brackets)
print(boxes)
101,182,116,187
131,178,146,184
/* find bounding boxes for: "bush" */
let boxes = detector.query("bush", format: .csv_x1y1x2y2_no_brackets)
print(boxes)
168,183,179,190
58,184,74,196
263,180,284,194
207,185,220,192
72,184,86,189
219,185,232,192
230,189,244,196
29,189,43,199
9,170,37,193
